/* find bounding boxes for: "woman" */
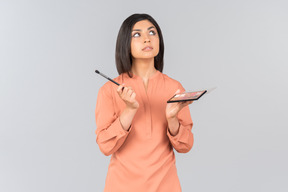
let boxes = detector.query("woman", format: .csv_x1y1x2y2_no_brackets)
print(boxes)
95,13,194,192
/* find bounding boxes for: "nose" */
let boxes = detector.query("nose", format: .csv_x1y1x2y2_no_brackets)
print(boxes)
144,39,150,43
144,34,150,43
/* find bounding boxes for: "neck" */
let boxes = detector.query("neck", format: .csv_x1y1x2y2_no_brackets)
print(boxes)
131,58,157,80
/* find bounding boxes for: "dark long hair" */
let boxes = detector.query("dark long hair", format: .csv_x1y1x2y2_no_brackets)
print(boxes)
115,13,164,77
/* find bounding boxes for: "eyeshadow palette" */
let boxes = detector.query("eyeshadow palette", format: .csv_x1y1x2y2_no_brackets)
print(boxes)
167,90,207,103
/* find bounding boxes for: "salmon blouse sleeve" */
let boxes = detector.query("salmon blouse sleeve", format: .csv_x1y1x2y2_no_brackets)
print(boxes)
95,83,131,156
166,82,194,153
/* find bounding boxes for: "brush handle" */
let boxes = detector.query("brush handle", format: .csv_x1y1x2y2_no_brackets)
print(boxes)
95,70,120,86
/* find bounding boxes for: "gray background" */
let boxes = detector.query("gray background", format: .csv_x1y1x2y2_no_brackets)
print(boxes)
1,0,287,191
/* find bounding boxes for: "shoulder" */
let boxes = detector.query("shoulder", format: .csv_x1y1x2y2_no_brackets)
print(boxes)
98,73,133,94
153,72,186,95
159,73,183,89
98,74,122,94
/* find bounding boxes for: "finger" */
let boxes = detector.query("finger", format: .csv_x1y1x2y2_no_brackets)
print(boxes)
126,89,132,97
129,88,136,96
181,100,193,107
123,86,131,94
174,89,181,94
123,87,134,96
127,86,133,92
131,92,136,100
117,84,125,93
183,100,193,104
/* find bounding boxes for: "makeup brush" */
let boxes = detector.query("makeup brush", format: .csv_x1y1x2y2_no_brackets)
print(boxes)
95,70,120,86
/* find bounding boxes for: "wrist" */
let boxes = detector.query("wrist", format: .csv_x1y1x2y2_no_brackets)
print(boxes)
125,104,139,111
167,117,180,136
166,115,177,121
120,107,138,131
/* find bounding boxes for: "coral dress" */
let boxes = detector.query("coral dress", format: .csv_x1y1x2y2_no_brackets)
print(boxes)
95,70,194,192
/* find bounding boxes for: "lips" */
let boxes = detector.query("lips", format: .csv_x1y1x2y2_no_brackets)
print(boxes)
142,46,153,51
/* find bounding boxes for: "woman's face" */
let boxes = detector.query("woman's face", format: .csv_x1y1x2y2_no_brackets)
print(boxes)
130,20,160,60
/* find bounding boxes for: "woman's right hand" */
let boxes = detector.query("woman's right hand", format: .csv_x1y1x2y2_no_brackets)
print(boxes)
117,84,139,110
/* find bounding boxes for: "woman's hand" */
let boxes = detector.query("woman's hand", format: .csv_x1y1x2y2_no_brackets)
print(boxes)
117,84,139,110
166,89,193,119
166,89,193,135
117,84,139,131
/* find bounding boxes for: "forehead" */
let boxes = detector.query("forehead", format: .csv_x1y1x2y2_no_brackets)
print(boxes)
132,20,156,30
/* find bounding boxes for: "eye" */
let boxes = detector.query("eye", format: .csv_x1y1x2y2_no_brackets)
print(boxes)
149,30,156,35
132,32,140,37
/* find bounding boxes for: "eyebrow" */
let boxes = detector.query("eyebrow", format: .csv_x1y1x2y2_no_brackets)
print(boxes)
132,26,155,32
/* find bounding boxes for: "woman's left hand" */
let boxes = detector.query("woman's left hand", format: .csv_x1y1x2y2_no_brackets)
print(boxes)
166,89,193,120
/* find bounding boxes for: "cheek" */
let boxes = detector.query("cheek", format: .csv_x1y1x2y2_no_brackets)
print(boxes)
153,39,160,53
130,45,137,58
152,36,159,45
131,41,142,55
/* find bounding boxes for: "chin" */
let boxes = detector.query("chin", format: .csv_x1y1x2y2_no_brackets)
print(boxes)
142,52,159,58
